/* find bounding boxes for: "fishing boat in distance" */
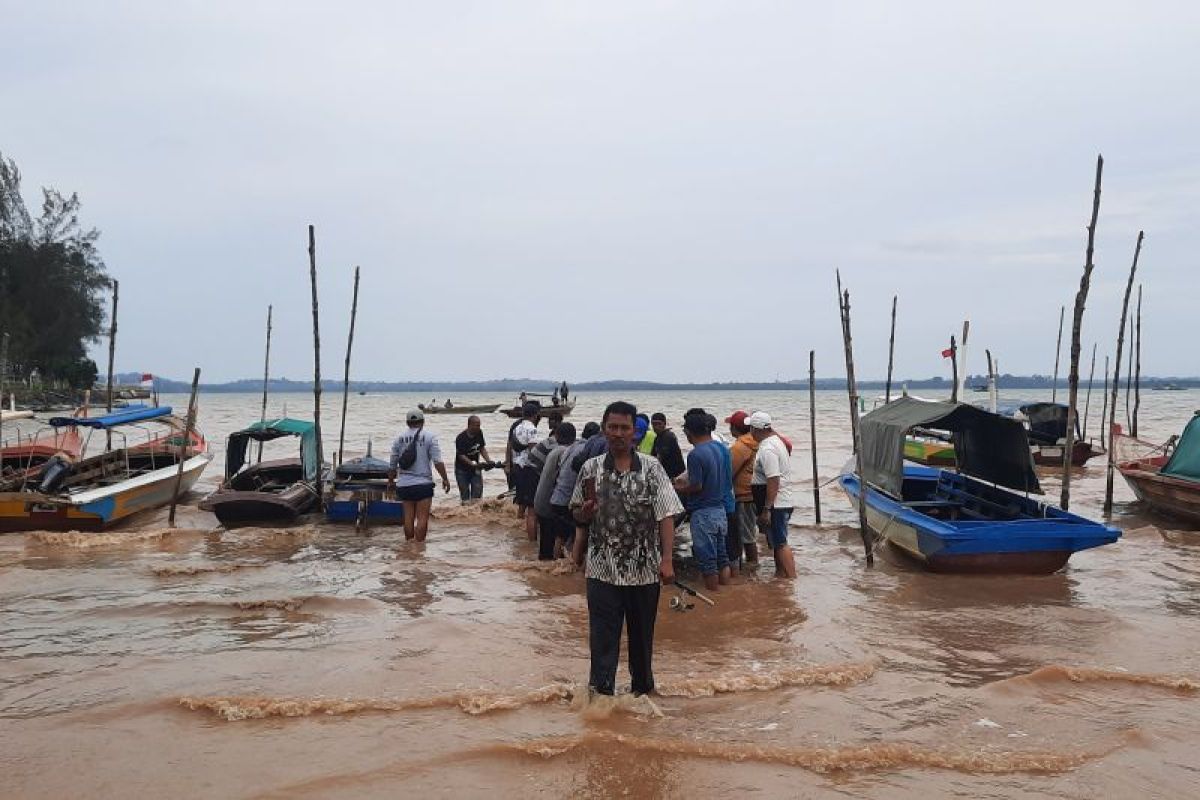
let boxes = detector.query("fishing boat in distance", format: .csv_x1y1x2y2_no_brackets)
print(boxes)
1113,414,1200,525
998,401,1103,466
417,401,503,415
325,441,402,529
0,404,211,531
199,418,321,525
500,397,576,419
839,396,1120,574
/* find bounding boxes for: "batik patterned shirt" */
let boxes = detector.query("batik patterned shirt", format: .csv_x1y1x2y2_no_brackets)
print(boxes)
570,451,683,586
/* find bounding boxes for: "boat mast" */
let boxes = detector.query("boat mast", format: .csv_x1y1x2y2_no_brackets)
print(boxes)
337,267,360,467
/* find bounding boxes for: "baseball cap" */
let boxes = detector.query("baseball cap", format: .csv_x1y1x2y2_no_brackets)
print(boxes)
745,411,772,430
407,409,425,423
725,410,749,427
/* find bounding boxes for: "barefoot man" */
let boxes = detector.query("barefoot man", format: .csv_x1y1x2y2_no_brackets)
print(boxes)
388,409,451,542
572,401,682,697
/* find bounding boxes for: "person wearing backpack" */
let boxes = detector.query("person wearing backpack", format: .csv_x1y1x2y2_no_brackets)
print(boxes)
388,409,450,542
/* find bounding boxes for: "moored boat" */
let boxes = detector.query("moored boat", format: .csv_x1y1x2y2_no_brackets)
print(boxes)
324,442,402,528
199,418,321,525
1114,414,1200,525
1000,401,1103,466
500,398,576,419
839,397,1120,574
417,402,503,415
0,405,211,531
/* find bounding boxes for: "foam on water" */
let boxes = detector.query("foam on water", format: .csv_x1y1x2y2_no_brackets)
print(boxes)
1005,665,1199,693
655,660,877,697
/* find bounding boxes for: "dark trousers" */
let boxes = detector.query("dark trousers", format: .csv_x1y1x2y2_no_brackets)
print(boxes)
455,467,483,502
586,578,661,695
725,512,741,564
537,514,559,560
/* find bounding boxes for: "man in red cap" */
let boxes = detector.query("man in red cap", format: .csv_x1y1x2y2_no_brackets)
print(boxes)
727,410,761,564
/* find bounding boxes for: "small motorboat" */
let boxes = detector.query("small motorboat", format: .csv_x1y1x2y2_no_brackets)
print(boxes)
839,396,1120,574
324,441,402,529
1114,414,1200,525
418,402,503,415
0,404,211,531
999,401,1103,466
199,418,321,525
500,398,576,419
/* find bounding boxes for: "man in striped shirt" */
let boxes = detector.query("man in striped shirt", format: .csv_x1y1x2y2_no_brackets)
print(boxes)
571,401,682,697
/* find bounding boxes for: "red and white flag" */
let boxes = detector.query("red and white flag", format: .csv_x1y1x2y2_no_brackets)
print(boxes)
140,373,153,383
940,348,954,358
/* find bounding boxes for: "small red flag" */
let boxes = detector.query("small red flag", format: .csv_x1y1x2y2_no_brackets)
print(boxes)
940,348,954,358
140,373,153,382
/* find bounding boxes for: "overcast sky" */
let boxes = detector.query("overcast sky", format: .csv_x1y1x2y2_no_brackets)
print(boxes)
4,2,1197,383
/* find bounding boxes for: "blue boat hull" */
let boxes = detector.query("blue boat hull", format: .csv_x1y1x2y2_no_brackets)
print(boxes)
839,465,1120,574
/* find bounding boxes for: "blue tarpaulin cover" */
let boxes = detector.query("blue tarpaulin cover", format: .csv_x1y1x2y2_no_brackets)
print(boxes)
49,404,173,429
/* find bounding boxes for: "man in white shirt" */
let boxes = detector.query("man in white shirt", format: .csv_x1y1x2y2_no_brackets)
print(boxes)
747,411,797,579
388,409,451,542
510,402,543,541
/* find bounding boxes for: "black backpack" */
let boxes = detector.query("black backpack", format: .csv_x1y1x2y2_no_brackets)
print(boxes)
397,431,422,470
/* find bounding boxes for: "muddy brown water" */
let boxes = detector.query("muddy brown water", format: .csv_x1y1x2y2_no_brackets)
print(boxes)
2,390,1198,798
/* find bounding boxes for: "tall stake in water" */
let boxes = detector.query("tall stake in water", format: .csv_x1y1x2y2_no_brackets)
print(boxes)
308,225,325,497
168,367,201,527
1104,231,1143,514
0,332,8,452
258,304,272,464
337,267,361,466
808,349,820,525
957,320,970,401
986,349,998,413
1051,305,1064,404
1100,356,1109,450
1082,342,1097,440
835,272,872,565
1133,285,1142,437
1060,154,1102,512
1124,314,1134,429
948,335,959,403
885,295,897,404
105,280,119,452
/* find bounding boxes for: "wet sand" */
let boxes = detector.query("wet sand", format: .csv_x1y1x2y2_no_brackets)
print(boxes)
2,390,1198,798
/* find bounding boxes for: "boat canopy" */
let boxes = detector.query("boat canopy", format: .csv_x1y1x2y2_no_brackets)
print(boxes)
1162,412,1200,482
860,396,1042,498
994,401,1075,444
48,404,173,429
225,418,320,482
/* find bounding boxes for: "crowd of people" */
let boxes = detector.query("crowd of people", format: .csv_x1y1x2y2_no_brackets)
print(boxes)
386,399,800,699
386,400,797,581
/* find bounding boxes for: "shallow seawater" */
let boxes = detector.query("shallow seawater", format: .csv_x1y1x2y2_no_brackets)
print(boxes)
2,389,1198,798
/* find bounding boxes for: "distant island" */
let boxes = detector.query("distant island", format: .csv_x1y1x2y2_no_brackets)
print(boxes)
125,373,1199,394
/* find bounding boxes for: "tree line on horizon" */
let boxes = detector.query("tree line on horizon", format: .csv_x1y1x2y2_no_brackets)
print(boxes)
0,152,111,390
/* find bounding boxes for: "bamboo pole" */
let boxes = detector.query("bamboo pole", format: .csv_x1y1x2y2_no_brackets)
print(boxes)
257,305,272,464
167,367,201,527
1100,356,1110,450
1104,230,1144,514
1051,305,1064,403
337,267,361,466
835,273,873,565
957,320,970,401
808,349,820,525
948,336,959,403
105,280,119,452
884,295,897,404
986,349,998,413
1133,285,1142,437
1060,154,1103,511
308,226,325,494
1082,342,1096,440
1124,314,1134,429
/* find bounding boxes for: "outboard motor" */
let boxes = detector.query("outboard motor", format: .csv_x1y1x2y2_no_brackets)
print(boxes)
38,455,72,494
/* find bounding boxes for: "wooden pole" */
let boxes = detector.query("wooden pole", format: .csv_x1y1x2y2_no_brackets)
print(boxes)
958,320,970,401
257,304,272,464
105,280,119,452
948,335,959,403
1082,342,1096,440
808,349,820,525
1124,314,1134,429
1104,230,1143,514
986,348,998,413
1060,154,1102,511
167,367,201,527
0,332,7,454
337,267,361,466
1132,285,1142,437
308,226,325,494
1051,304,1064,403
884,295,897,404
835,272,873,565
1100,356,1109,450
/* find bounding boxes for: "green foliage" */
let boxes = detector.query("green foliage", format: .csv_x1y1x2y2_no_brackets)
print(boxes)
0,152,110,389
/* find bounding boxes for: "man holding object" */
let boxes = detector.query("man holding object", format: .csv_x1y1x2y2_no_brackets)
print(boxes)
571,401,682,697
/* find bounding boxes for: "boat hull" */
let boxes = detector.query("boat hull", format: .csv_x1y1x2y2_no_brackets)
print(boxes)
500,401,575,419
1118,461,1200,525
1031,441,1101,467
839,466,1119,575
419,404,502,415
0,453,211,532
200,484,317,526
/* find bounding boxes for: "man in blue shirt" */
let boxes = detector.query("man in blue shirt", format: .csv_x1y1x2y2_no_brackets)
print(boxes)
674,413,732,591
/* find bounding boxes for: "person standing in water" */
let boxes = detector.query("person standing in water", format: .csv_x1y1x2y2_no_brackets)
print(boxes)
454,415,493,503
510,402,543,540
674,413,732,590
388,409,451,542
747,411,797,579
572,401,681,697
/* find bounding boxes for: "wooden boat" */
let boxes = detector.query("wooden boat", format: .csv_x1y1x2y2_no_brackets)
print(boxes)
417,402,503,415
324,442,402,528
0,405,211,531
199,418,321,525
0,409,34,422
1114,415,1200,525
1000,402,1103,466
839,397,1119,574
1,417,85,473
1152,383,1186,391
500,398,576,419
903,431,957,467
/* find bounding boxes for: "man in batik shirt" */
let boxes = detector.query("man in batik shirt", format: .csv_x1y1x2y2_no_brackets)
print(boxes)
571,401,682,696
